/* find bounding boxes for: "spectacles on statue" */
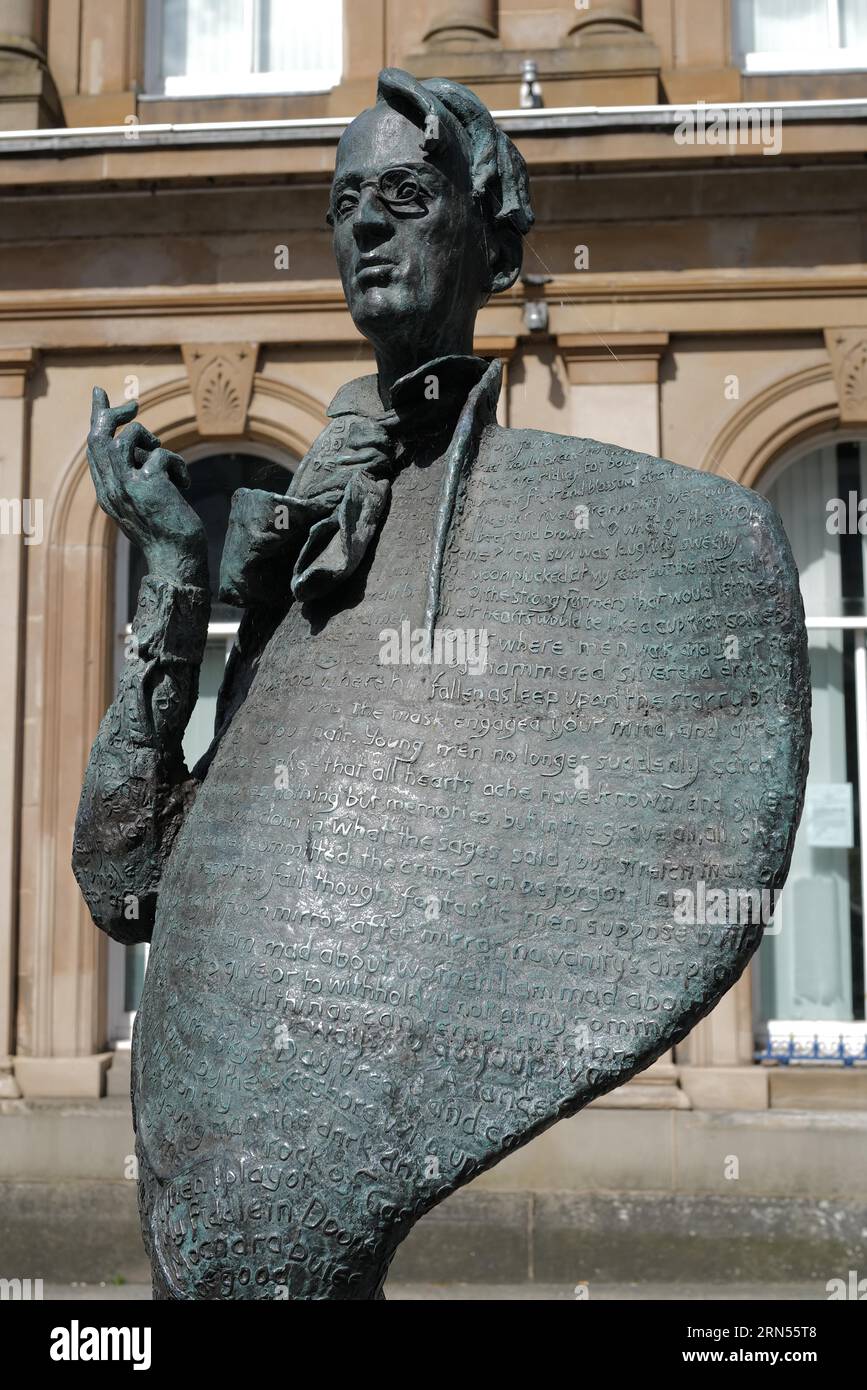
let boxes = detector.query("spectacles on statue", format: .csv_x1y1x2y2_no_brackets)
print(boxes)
327,166,435,226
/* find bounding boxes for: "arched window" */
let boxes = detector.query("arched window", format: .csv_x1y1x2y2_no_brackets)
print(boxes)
757,436,867,1062
109,445,296,1045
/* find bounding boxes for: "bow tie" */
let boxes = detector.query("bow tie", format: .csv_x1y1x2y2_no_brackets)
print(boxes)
218,356,494,611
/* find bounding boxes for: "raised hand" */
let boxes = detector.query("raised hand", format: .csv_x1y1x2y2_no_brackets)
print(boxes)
87,387,208,588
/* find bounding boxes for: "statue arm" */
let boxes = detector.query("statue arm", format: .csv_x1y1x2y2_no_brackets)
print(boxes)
73,573,210,945
72,388,215,945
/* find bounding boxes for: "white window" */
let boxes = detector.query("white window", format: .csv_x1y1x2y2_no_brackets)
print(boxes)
756,437,867,1064
734,0,867,72
108,445,296,1047
145,0,343,97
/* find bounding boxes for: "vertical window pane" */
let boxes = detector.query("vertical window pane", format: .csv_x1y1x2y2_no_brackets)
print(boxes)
259,0,343,79
124,942,148,1014
757,0,828,51
841,0,867,47
160,0,188,78
735,0,830,54
767,440,867,624
759,442,867,1037
762,629,858,1022
163,0,249,82
182,642,229,769
154,0,343,93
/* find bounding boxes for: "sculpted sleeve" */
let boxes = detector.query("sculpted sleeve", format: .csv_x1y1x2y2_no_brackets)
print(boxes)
72,575,210,945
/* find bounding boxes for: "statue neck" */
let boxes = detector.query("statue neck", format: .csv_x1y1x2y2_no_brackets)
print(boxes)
374,328,477,408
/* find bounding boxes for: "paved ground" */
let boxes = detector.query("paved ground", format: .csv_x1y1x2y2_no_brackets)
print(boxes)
43,1281,826,1301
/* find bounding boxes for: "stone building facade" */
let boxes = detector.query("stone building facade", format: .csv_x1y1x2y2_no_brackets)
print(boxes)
1,0,866,1283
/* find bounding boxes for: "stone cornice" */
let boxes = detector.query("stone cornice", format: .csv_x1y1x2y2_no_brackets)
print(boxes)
558,331,669,384
0,271,862,344
0,345,38,396
1,99,864,152
0,101,865,185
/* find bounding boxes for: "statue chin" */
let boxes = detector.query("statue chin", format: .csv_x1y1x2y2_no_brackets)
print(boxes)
348,283,431,341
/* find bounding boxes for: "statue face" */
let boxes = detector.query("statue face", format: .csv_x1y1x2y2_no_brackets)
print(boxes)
331,103,485,360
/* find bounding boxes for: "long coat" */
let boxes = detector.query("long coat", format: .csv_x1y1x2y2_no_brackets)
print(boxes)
76,356,809,1299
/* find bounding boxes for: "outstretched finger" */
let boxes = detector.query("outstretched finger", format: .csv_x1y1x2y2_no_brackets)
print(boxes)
90,386,109,432
90,387,138,441
87,388,113,484
105,398,139,435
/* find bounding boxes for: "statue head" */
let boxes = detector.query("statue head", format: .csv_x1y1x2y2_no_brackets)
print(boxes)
330,68,534,381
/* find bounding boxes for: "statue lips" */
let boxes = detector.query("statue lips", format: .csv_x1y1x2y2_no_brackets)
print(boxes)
355,255,397,288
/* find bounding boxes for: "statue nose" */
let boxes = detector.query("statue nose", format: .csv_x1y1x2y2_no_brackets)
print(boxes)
352,186,391,246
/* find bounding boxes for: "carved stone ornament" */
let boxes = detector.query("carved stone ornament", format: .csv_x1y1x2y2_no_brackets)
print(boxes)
181,343,259,436
825,328,867,425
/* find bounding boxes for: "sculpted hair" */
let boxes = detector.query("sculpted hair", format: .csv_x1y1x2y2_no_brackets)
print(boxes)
375,66,534,292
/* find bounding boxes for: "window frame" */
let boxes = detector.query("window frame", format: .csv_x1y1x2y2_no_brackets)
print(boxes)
143,0,344,99
756,613,867,1064
737,0,867,74
755,434,867,1065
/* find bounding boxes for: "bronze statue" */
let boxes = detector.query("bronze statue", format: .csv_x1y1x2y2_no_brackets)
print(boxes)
74,69,810,1300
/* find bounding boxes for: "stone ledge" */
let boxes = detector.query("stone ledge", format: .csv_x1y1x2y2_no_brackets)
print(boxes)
2,1181,858,1287
14,1054,112,1099
2,1100,865,1197
0,1098,133,1182
769,1068,867,1111
526,1191,867,1286
679,1065,769,1111
38,1279,833,1301
0,1182,148,1284
472,1106,867,1199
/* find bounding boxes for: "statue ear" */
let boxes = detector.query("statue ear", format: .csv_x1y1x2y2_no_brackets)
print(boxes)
487,227,523,296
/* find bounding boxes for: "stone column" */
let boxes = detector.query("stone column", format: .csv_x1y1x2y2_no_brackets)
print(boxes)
423,0,498,48
569,0,644,38
0,0,63,128
0,348,38,1099
558,333,669,457
676,974,770,1110
566,0,659,103
0,0,47,50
